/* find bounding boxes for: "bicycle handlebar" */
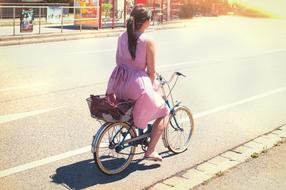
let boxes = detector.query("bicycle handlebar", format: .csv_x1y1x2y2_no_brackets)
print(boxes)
155,71,186,103
156,71,186,86
175,72,186,77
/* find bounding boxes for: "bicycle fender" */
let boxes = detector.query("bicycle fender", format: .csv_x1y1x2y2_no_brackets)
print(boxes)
91,122,112,153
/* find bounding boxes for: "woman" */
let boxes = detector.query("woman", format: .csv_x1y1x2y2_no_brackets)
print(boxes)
107,5,169,161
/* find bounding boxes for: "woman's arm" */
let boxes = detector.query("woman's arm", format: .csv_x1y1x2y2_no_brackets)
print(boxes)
146,39,156,83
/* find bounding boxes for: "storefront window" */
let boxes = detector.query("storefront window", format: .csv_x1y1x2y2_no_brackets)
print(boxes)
101,0,126,28
101,0,112,23
74,0,99,28
114,0,125,23
126,0,134,15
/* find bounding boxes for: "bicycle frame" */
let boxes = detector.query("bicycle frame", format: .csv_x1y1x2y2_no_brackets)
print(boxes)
158,72,185,131
91,72,186,154
112,72,185,151
114,124,152,153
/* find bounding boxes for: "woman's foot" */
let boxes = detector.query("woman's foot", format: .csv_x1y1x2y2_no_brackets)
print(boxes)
144,151,163,162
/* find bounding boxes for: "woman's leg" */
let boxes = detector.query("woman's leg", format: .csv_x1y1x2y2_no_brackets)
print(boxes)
144,116,168,160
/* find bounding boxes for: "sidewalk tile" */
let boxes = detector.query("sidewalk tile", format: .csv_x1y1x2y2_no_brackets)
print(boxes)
150,183,172,190
207,156,230,165
215,159,239,171
172,180,197,190
176,169,211,189
264,133,282,142
244,141,265,152
207,155,239,171
220,151,249,162
253,136,271,144
163,176,188,187
196,162,221,175
272,130,286,138
233,145,253,155
244,141,263,148
280,127,286,134
280,125,286,130
264,133,281,141
182,168,211,180
253,136,279,149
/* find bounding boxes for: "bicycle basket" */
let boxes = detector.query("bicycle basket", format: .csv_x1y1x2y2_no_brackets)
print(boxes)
86,94,134,122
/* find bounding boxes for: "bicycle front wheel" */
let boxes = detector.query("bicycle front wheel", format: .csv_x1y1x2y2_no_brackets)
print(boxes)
163,106,194,153
94,122,136,175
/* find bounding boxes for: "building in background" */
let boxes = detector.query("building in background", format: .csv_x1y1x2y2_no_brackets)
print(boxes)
74,0,99,28
0,0,69,19
0,0,231,29
0,0,47,3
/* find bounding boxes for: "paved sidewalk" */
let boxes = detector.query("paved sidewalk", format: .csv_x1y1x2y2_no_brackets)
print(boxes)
195,140,286,190
148,125,286,190
0,19,191,46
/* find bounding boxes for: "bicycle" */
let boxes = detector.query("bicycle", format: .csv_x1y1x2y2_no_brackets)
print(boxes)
88,72,194,175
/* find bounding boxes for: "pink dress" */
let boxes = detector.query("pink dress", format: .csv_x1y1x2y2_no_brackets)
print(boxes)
106,31,169,129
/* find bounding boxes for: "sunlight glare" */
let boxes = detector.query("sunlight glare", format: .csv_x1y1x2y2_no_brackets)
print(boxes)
239,0,286,18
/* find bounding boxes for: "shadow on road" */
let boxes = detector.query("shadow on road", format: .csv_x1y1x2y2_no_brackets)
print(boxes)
50,158,160,189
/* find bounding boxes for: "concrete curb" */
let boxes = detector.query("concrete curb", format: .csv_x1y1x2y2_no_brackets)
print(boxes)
148,124,286,190
0,21,187,46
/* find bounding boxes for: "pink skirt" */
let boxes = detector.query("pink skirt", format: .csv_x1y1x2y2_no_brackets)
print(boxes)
107,64,169,129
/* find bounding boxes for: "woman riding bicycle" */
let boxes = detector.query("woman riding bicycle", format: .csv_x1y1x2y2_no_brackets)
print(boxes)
106,5,169,162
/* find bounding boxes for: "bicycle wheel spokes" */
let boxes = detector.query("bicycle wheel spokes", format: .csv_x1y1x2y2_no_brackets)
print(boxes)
164,106,194,153
95,122,136,175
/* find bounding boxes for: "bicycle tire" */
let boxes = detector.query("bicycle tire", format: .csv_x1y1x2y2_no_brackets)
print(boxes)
163,106,194,153
94,122,136,175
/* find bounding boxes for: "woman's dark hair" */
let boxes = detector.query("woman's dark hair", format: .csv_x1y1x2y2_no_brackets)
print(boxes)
126,5,151,60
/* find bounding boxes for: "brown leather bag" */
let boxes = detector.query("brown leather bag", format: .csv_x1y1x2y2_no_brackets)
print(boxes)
87,94,134,122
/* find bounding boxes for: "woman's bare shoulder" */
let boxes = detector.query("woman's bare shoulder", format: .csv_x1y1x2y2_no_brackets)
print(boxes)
145,38,155,49
140,33,153,43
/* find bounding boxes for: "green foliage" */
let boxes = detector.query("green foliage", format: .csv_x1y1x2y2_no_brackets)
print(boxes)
216,171,224,177
102,3,112,12
251,152,259,159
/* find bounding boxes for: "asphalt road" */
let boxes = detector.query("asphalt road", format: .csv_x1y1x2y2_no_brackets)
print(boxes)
0,16,286,190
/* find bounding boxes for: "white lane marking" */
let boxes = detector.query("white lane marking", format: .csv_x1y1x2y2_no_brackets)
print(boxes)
0,86,286,178
64,47,286,57
0,107,64,124
0,83,47,92
158,48,286,69
261,48,286,55
158,59,220,69
194,86,286,119
0,146,90,178
158,61,191,69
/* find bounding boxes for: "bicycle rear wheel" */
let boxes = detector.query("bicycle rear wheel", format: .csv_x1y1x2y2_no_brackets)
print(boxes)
163,106,194,153
94,122,136,175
